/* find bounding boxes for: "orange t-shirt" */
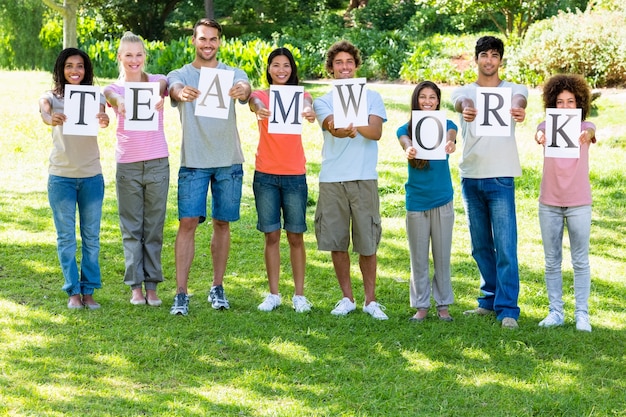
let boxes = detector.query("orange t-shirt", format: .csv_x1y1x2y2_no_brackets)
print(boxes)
251,89,310,175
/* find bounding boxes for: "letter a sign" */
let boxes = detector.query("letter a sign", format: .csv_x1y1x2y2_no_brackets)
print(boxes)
475,87,512,137
195,67,234,119
63,85,101,136
332,78,368,128
545,108,581,159
268,85,305,134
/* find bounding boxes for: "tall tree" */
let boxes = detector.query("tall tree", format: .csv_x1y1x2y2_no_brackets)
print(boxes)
41,0,80,48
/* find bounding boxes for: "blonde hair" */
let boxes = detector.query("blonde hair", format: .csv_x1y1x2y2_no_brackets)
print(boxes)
117,31,148,81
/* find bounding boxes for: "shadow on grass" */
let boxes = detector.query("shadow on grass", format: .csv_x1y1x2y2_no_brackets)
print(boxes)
1,184,626,416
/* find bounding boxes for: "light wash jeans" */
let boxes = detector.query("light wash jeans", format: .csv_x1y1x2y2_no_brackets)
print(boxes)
538,203,591,316
48,174,104,296
116,158,169,290
462,177,520,320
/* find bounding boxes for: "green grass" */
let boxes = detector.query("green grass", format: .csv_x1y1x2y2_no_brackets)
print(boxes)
1,70,625,417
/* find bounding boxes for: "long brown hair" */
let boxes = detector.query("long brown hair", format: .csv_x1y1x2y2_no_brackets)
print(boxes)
407,81,441,170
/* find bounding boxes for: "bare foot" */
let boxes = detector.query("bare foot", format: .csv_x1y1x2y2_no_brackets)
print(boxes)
145,289,162,306
67,294,83,309
130,288,146,305
82,294,101,310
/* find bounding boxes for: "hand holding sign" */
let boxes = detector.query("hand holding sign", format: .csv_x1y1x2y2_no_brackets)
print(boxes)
63,85,102,136
475,87,512,137
411,110,447,160
124,82,159,131
544,108,582,159
332,78,368,128
268,85,305,134
195,67,234,119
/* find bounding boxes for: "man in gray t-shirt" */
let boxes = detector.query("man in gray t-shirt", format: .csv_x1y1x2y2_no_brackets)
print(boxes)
167,18,251,316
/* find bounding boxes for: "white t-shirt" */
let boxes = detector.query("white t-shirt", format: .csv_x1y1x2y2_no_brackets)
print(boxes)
451,81,528,178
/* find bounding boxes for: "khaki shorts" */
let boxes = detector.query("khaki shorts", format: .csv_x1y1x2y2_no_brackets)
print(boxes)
314,180,381,256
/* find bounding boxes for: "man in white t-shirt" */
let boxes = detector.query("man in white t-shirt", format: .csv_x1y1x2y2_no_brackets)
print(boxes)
451,36,528,329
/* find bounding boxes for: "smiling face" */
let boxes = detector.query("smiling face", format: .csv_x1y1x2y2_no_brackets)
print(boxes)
556,90,577,109
268,55,292,85
475,49,501,78
63,55,85,85
193,25,220,64
331,51,357,79
118,41,145,78
417,87,439,111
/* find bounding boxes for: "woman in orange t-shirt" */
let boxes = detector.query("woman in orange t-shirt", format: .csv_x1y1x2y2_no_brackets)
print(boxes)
249,47,315,313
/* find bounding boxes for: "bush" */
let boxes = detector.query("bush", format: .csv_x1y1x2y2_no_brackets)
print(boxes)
399,34,481,85
508,10,626,87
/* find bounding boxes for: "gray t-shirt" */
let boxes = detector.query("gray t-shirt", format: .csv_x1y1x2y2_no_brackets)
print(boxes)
167,62,248,168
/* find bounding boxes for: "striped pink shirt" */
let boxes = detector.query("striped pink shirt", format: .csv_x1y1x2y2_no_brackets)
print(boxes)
106,74,169,163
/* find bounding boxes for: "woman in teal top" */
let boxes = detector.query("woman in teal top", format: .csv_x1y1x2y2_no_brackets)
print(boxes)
396,81,457,322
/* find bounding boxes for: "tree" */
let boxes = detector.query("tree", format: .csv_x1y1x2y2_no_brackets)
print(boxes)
41,0,80,48
429,0,588,39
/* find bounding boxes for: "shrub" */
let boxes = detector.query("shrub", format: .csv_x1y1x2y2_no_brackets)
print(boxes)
508,10,626,87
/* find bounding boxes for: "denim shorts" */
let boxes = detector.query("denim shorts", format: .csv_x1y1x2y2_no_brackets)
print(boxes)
177,165,243,223
253,171,308,233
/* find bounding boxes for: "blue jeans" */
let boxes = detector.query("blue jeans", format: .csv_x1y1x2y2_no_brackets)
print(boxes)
461,177,520,320
253,171,308,233
177,165,243,223
48,174,104,296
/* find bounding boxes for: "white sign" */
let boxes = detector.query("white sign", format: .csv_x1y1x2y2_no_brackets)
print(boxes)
475,87,512,137
332,77,368,128
268,85,305,135
544,108,582,159
195,67,234,119
411,110,447,160
63,85,101,136
124,82,159,131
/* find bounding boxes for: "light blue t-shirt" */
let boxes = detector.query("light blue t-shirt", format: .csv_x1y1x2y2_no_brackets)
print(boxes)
313,89,387,183
396,120,457,211
167,62,248,168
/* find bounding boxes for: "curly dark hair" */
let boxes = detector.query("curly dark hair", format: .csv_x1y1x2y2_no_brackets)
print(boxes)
541,74,591,120
52,48,94,97
325,40,361,76
407,81,442,170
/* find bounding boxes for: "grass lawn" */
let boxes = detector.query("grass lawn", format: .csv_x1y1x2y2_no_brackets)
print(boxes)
0,70,625,417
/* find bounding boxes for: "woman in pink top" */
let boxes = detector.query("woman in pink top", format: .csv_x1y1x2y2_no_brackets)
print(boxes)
248,47,316,313
534,74,596,332
104,32,169,307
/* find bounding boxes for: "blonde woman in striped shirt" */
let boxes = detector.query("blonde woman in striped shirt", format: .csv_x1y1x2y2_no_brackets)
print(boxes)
104,31,170,307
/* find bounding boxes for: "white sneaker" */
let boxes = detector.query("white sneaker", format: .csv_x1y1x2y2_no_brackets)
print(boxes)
538,311,564,327
258,293,281,312
575,312,592,332
363,301,389,320
331,297,356,316
292,295,312,313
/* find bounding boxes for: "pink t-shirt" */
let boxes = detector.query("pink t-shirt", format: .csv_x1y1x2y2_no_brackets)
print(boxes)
538,120,596,207
106,74,169,163
251,89,310,175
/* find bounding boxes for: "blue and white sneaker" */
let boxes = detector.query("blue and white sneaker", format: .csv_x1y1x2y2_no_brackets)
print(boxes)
170,293,189,316
209,285,230,310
